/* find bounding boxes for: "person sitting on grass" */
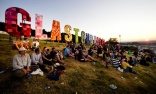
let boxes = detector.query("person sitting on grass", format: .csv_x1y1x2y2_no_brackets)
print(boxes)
97,45,103,62
82,48,96,62
111,55,122,68
13,37,23,50
121,59,138,74
97,45,103,57
50,47,67,66
104,50,111,68
152,56,156,64
70,41,76,54
22,37,32,50
140,56,150,66
41,47,53,65
111,51,117,59
133,55,138,66
77,49,93,62
64,45,74,58
12,47,31,78
32,38,39,50
128,57,134,66
88,46,94,56
31,48,51,72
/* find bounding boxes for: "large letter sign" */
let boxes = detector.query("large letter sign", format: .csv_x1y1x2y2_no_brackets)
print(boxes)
101,39,105,45
51,20,61,41
89,34,93,45
81,31,85,44
64,25,72,42
96,37,99,45
85,33,90,44
94,36,97,45
74,28,79,44
5,7,31,37
35,14,47,39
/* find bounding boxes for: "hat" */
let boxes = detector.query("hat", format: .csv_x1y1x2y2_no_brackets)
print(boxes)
19,47,27,51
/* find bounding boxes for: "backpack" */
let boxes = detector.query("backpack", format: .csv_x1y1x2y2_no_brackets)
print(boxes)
47,66,65,81
47,70,59,81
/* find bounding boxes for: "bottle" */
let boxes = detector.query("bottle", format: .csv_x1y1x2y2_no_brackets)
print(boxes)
27,73,31,79
63,56,66,60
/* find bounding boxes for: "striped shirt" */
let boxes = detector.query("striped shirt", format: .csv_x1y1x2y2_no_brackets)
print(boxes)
112,58,121,68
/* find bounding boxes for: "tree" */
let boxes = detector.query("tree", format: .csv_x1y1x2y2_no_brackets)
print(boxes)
109,38,118,45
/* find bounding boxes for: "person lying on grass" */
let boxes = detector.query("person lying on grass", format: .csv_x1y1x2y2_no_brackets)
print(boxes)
12,47,31,78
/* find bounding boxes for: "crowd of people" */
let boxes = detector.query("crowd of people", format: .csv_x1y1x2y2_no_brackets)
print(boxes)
13,37,39,50
12,37,156,81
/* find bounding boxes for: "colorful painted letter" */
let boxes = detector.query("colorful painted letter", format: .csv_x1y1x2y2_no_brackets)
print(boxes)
89,34,93,45
74,28,79,44
94,36,97,45
64,25,72,42
5,7,31,37
35,14,47,39
85,33,90,44
51,20,61,41
81,31,85,44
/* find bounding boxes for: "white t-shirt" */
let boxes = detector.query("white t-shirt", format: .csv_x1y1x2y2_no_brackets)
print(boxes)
32,41,39,47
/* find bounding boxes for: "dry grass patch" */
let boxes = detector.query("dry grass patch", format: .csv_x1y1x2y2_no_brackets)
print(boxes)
1,34,156,94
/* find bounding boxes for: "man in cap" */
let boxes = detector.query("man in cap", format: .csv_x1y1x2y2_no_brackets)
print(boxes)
12,47,31,78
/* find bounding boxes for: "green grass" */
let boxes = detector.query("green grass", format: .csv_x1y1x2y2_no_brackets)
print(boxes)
0,34,156,94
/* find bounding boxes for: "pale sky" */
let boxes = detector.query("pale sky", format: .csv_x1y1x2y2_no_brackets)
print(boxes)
0,0,156,42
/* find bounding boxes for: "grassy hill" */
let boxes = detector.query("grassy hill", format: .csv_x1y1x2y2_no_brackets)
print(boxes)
0,34,156,94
